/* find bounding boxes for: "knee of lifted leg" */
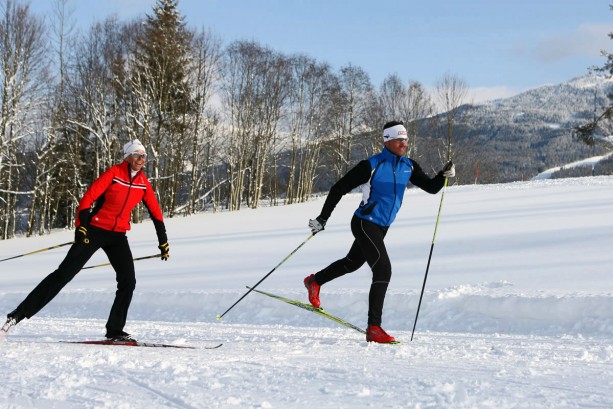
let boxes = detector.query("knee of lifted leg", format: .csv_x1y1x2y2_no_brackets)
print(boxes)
117,278,136,290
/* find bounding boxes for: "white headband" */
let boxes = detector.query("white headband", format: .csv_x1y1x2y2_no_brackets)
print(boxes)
383,124,408,142
123,139,146,158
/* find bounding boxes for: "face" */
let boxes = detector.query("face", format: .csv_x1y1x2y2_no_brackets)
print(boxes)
126,150,147,171
384,138,408,156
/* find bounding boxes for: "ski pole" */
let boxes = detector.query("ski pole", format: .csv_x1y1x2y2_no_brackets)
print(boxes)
0,241,73,263
411,177,449,341
82,254,160,270
216,233,315,320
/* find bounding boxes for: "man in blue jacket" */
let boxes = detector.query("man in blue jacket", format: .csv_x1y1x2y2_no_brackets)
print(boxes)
304,120,455,343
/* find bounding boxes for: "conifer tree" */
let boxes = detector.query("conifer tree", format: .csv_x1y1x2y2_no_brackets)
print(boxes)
129,0,194,214
574,4,613,149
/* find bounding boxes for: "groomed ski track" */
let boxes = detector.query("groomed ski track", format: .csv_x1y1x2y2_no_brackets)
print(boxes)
1,317,612,409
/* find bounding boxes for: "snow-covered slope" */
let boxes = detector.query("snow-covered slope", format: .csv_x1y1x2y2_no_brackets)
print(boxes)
447,74,613,182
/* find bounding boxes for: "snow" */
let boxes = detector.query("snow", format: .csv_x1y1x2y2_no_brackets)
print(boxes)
1,176,613,408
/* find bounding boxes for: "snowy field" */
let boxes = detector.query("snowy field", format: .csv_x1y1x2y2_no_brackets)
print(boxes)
1,176,612,408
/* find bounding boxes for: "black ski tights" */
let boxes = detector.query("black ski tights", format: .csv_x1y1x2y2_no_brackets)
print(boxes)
314,216,391,326
13,226,136,335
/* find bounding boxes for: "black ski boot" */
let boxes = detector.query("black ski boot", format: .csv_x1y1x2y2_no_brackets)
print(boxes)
106,331,136,342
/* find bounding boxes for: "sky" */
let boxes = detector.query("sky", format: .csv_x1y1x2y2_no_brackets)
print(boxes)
32,0,612,103
1,174,612,407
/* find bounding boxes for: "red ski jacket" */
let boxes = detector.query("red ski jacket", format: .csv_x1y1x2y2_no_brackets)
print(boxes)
76,162,165,236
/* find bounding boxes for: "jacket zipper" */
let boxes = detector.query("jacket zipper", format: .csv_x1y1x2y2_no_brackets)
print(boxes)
112,163,136,231
387,156,399,225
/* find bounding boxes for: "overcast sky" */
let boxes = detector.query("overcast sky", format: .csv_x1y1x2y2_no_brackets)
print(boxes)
33,0,612,103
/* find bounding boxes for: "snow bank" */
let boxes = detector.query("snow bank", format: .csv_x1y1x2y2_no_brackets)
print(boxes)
2,282,611,338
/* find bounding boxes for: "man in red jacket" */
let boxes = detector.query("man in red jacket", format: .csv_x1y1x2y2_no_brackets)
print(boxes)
2,140,169,341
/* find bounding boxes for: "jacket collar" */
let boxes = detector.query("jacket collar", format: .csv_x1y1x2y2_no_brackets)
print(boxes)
123,160,142,179
381,146,403,161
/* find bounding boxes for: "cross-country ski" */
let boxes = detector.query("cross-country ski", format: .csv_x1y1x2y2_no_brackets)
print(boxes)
58,340,223,349
249,287,365,333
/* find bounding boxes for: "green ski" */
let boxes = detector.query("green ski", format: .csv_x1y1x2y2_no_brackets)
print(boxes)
248,286,366,334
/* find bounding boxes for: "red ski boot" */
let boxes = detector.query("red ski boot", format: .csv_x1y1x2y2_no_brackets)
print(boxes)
366,325,396,343
303,274,321,308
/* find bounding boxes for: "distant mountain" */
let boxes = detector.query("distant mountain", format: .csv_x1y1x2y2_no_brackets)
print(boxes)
439,74,612,183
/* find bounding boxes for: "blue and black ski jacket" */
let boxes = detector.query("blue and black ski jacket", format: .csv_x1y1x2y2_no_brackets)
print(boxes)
318,147,446,227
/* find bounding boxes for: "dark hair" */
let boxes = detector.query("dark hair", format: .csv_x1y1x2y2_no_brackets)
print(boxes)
383,120,404,130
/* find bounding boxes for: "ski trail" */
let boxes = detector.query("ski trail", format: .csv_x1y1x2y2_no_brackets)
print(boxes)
127,377,197,409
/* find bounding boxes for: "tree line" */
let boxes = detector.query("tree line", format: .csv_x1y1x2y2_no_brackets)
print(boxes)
0,0,476,240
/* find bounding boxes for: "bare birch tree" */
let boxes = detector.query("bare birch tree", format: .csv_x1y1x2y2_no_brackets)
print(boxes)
0,0,47,239
40,15,127,233
245,49,290,208
220,41,257,211
284,55,336,203
220,41,291,210
435,72,468,169
181,28,222,215
328,64,372,179
364,75,435,159
27,0,76,235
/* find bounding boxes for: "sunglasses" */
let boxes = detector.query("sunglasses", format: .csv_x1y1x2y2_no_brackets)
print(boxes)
130,153,147,160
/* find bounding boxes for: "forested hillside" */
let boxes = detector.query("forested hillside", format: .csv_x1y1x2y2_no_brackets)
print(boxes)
422,75,613,184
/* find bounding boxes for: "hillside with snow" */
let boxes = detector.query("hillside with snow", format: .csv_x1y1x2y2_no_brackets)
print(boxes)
1,176,612,408
439,74,613,183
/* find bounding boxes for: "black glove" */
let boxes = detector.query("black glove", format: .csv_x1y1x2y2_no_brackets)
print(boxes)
158,242,170,261
308,216,327,235
75,226,89,244
442,161,455,178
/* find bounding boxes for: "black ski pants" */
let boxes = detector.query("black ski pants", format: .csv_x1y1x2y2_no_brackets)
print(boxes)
14,226,136,336
314,216,391,326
